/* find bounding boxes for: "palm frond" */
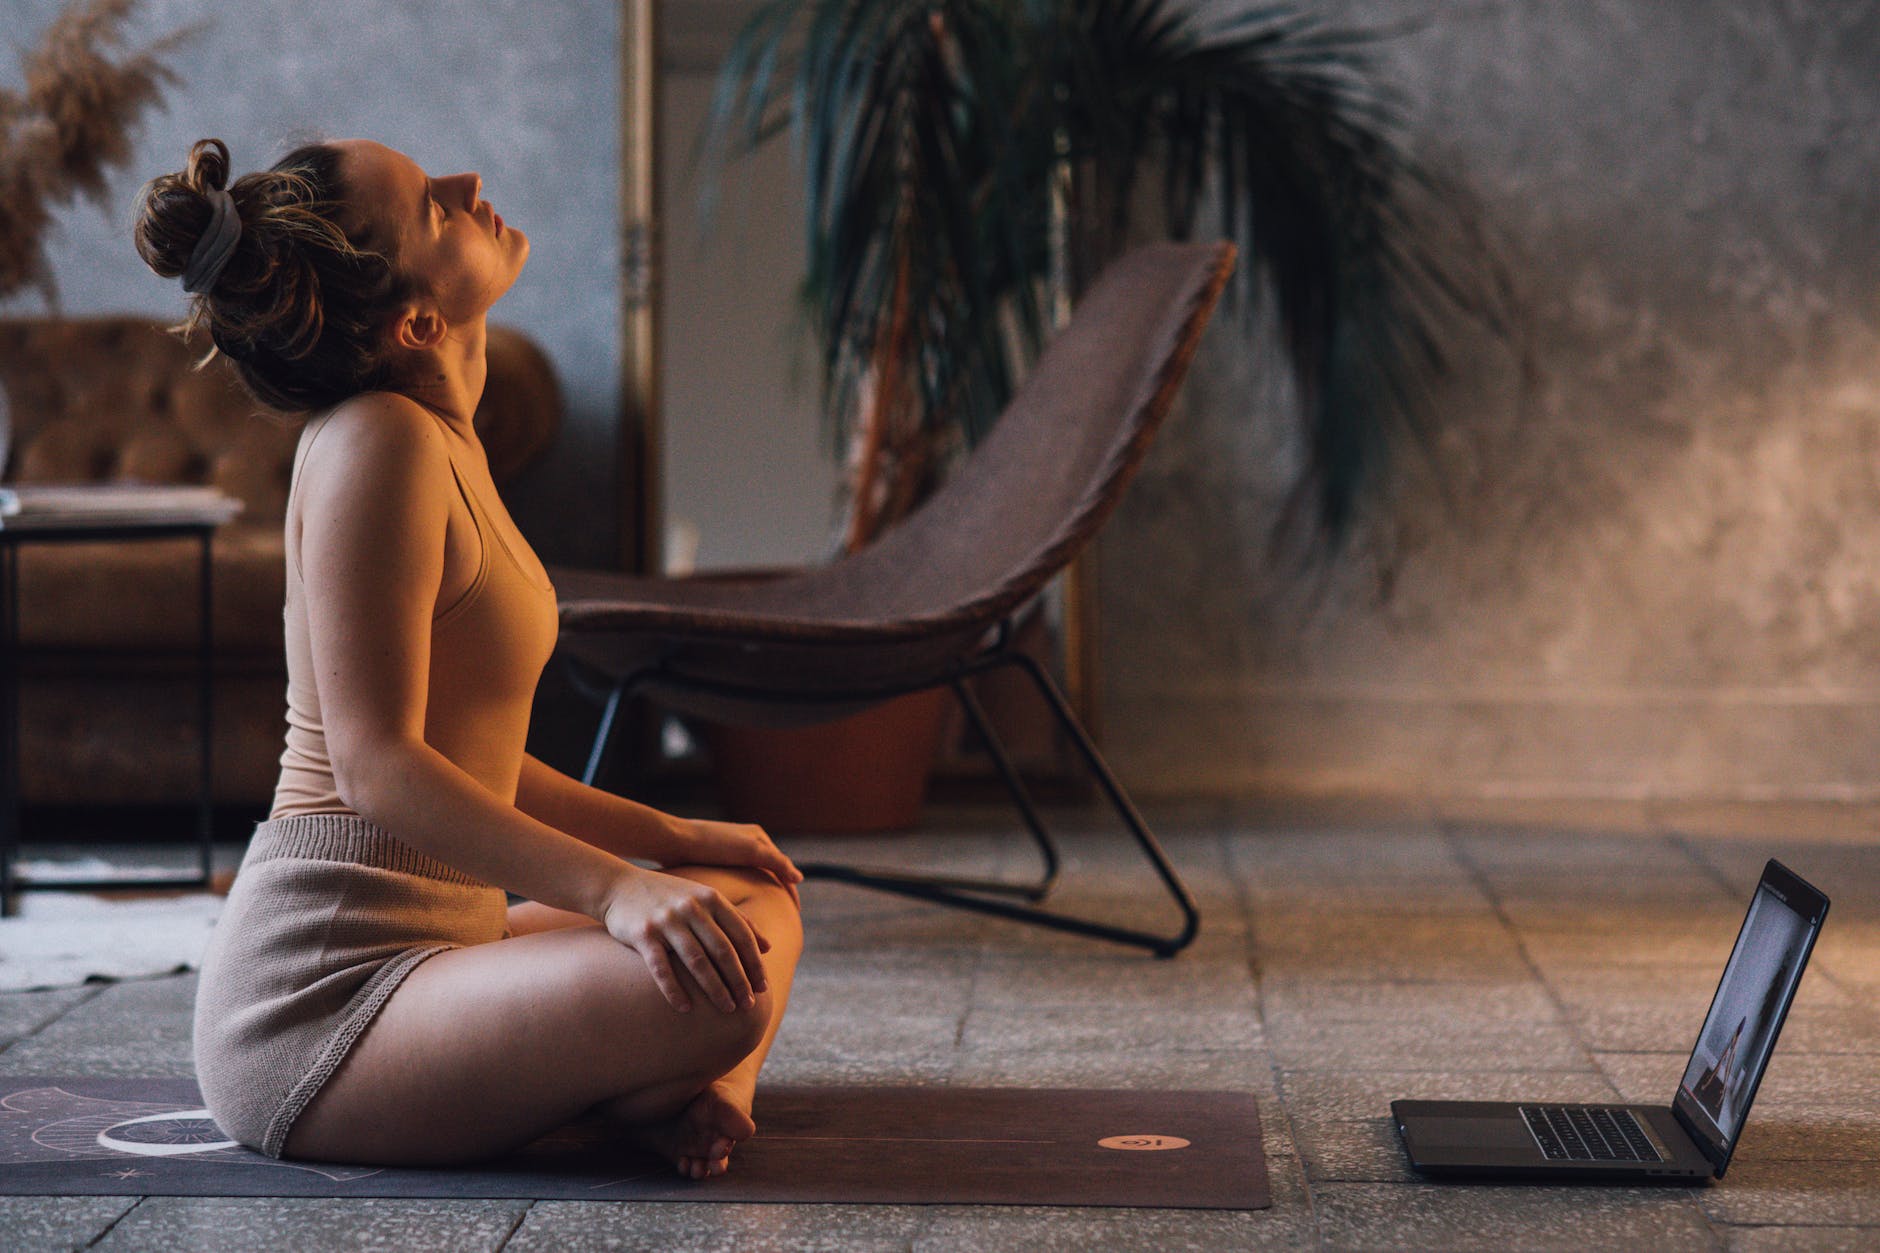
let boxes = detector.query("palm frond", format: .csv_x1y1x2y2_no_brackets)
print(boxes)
704,0,1511,553
709,0,1049,484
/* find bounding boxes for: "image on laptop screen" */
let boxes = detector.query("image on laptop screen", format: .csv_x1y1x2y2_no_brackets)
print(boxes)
1677,884,1812,1145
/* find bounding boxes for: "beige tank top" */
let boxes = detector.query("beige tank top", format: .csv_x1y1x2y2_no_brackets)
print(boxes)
270,407,560,819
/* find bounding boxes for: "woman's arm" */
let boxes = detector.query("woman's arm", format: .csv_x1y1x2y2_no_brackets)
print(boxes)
514,750,685,863
299,395,768,1010
516,752,803,906
301,395,620,916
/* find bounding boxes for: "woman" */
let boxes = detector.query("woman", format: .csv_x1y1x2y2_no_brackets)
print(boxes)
133,137,803,1176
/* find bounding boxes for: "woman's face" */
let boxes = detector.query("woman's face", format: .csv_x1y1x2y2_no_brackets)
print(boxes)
335,138,528,329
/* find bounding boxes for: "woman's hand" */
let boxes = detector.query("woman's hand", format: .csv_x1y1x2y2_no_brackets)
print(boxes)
657,816,803,908
598,865,771,1014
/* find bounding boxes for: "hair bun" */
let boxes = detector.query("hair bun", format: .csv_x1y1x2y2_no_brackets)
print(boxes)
184,138,230,196
131,137,414,412
132,138,238,282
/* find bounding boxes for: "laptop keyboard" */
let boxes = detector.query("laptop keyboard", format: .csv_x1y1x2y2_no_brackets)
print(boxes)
1520,1105,1663,1162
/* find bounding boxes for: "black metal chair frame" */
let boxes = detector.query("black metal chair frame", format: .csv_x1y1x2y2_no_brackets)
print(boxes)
561,610,1200,958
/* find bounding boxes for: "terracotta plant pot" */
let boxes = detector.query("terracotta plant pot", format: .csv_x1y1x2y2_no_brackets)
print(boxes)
693,686,955,835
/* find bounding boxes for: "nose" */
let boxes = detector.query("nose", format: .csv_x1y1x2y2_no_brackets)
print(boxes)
448,172,482,209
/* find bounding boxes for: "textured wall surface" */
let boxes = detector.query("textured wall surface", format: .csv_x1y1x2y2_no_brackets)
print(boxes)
658,57,843,573
0,0,622,570
11,0,1878,802
1101,0,1880,799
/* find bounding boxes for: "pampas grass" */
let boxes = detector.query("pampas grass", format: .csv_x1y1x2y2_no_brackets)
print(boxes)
0,0,188,301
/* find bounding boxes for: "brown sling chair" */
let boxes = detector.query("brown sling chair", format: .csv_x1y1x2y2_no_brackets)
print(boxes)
549,240,1237,957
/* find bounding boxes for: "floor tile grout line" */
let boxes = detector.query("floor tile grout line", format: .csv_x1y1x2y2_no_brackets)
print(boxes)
1669,833,1745,899
1220,823,1325,1246
493,1198,534,1251
1443,823,1732,1248
11,816,1863,1241
0,981,116,1060
1670,832,1880,1030
1439,821,1619,1083
81,1193,144,1248
951,897,989,1060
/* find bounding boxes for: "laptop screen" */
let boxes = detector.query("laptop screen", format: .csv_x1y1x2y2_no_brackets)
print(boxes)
1674,859,1828,1170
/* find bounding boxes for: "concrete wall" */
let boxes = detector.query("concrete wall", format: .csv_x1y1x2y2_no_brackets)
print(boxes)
15,0,1880,802
1101,0,1880,800
658,11,843,573
0,0,624,571
0,0,841,566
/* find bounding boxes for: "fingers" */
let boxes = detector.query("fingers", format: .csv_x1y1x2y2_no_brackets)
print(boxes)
665,819,803,907
711,899,770,994
760,843,803,886
759,844,803,895
745,827,802,908
667,920,745,1013
617,875,778,1014
634,936,692,1014
733,822,802,889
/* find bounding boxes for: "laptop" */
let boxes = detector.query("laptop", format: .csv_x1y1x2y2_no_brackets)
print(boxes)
1392,857,1829,1182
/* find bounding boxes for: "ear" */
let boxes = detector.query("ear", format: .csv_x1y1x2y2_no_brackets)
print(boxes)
388,301,447,353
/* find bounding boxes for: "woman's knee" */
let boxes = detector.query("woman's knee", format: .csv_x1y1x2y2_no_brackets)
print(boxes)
694,1002,768,1084
691,978,774,1068
570,930,769,1065
666,866,804,950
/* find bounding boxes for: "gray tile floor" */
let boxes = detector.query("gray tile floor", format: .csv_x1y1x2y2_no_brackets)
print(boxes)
3,798,1876,1250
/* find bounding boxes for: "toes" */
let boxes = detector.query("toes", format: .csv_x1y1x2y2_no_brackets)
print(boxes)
673,1151,731,1180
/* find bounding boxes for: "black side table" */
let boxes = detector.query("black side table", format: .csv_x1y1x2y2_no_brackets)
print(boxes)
0,510,233,916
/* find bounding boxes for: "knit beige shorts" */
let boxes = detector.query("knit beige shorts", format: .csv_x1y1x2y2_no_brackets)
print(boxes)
192,813,512,1159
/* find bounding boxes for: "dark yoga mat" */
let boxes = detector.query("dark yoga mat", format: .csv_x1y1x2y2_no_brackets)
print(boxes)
0,1077,1268,1210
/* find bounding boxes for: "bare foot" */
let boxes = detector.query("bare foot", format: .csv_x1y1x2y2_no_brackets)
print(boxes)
631,1082,756,1180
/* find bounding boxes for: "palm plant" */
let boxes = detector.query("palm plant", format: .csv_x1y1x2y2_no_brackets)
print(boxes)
705,0,1506,556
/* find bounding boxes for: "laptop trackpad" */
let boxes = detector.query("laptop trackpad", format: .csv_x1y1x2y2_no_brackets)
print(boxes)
1418,1117,1534,1149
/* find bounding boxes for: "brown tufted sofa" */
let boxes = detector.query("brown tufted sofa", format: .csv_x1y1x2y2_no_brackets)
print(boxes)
0,316,561,806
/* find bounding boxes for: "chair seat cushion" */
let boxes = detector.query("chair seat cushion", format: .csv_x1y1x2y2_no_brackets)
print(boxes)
552,562,999,728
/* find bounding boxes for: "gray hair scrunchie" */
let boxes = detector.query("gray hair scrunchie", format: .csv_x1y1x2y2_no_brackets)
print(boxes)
180,188,242,294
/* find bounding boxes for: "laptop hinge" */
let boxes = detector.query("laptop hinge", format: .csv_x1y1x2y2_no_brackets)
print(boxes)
1671,1099,1727,1176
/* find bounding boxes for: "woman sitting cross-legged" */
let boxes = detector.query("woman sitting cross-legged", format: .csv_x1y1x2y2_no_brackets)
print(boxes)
134,137,803,1177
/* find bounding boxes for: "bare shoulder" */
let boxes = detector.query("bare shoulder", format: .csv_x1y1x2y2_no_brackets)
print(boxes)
303,392,446,481
297,392,451,515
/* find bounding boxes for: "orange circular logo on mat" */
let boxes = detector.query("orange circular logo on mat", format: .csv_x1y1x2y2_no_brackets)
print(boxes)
1098,1134,1191,1151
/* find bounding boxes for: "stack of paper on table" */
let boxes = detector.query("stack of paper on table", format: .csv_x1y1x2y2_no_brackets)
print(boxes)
0,483,244,527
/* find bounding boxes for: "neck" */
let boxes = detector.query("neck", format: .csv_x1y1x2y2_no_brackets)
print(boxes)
396,317,488,435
